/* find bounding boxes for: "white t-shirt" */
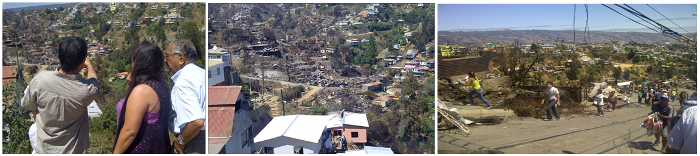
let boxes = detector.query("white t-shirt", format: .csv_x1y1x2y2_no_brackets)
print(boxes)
595,93,605,105
546,87,560,101
667,107,697,154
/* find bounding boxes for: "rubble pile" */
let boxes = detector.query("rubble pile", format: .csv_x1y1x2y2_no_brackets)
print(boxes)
437,77,515,107
501,91,586,117
439,77,587,118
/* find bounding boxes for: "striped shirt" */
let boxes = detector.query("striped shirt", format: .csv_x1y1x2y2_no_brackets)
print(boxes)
21,70,99,154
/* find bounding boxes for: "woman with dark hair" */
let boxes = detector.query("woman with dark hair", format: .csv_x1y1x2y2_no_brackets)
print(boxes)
460,71,492,109
113,41,172,154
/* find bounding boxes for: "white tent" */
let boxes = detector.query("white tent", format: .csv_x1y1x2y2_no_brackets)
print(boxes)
617,81,633,86
87,100,102,118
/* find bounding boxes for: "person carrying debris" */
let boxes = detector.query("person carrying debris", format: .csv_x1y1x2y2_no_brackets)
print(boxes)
679,91,687,107
21,37,99,154
594,89,605,116
609,91,617,112
649,98,673,151
460,71,492,109
541,82,560,121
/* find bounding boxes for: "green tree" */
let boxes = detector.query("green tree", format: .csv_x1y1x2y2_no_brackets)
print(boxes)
566,59,580,82
175,19,206,68
530,43,540,52
613,66,623,81
2,65,32,154
627,49,637,60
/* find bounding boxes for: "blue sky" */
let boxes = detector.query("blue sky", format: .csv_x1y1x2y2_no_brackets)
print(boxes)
438,4,697,33
3,2,69,10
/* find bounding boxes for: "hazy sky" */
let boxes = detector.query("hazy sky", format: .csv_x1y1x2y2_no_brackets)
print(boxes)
439,4,697,33
3,2,69,10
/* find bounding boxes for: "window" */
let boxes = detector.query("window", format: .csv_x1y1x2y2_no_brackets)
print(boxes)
351,132,359,138
263,147,274,154
208,70,211,78
241,126,253,148
217,67,220,75
294,146,304,154
333,130,342,136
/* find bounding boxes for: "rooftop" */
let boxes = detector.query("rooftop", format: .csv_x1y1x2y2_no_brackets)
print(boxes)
254,114,330,144
208,86,242,105
208,60,224,67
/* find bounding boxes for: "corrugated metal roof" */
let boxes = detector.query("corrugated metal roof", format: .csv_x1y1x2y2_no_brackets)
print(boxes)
342,112,369,127
254,115,329,144
208,105,235,138
208,86,242,105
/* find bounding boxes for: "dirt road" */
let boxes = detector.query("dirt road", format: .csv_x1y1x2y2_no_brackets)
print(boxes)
614,63,648,70
296,86,323,103
439,88,693,154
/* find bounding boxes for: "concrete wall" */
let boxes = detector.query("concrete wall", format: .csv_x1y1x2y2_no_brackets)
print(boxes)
255,137,321,154
224,110,254,154
209,63,226,86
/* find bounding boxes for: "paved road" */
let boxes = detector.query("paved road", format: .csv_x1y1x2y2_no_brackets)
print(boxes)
439,88,694,154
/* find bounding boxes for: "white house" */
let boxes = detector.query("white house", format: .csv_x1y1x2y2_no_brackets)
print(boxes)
208,46,229,86
253,115,331,154
208,86,253,154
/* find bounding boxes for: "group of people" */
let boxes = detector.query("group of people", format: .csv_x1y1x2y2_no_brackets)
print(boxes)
21,37,206,154
639,87,687,107
647,90,696,154
639,84,696,154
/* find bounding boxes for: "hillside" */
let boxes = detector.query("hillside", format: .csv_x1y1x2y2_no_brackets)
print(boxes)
438,30,697,45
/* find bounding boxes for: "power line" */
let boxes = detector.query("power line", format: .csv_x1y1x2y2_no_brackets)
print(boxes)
647,4,691,34
663,4,695,29
601,4,674,40
617,4,662,31
619,4,685,40
680,4,697,21
672,4,697,28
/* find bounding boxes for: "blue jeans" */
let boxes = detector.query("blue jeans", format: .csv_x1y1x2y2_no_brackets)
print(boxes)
468,88,492,107
546,99,560,119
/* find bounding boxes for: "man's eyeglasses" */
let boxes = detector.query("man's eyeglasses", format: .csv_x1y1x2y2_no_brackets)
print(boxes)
165,52,179,59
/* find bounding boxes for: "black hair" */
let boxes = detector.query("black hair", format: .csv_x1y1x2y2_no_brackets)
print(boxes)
547,81,554,86
467,71,475,79
58,37,88,72
128,41,165,92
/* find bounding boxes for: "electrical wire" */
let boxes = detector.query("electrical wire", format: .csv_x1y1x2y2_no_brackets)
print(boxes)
663,4,695,29
601,4,675,39
619,4,684,40
647,4,691,34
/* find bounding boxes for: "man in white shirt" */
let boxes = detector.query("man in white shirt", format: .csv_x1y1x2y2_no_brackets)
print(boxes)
666,107,697,154
593,89,605,116
540,82,560,121
165,39,206,154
